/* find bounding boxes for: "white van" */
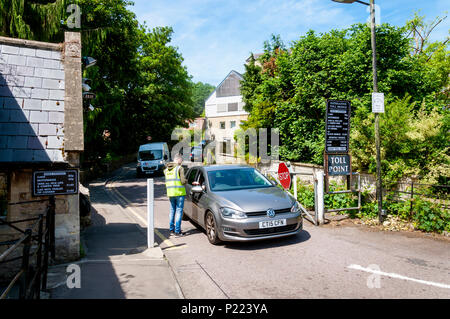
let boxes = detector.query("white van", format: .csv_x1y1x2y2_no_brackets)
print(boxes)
136,142,170,177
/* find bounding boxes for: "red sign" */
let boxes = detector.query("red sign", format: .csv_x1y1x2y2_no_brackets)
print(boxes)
278,162,291,190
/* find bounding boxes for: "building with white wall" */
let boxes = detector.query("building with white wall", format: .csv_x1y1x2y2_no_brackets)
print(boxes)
204,71,248,163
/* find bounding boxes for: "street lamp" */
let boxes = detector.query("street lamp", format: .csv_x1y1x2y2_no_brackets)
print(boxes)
332,0,383,224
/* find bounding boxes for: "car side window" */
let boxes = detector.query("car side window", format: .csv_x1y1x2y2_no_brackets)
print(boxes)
197,172,206,187
187,168,198,185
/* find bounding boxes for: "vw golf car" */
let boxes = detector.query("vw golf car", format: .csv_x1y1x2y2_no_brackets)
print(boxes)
184,165,303,244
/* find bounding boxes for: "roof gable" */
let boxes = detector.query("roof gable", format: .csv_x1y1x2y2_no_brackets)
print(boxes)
208,70,243,101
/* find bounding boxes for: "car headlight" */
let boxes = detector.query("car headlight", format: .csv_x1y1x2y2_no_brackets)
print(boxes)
291,201,301,213
137,161,141,167
220,207,247,219
159,160,164,164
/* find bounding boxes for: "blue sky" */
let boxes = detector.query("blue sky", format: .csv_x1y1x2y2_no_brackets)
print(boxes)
129,0,449,86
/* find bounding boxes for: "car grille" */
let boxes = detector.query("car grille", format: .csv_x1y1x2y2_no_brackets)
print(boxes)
244,224,297,236
142,166,157,171
246,208,291,217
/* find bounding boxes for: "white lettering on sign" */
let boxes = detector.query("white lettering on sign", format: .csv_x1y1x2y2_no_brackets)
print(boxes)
279,172,290,180
330,156,347,165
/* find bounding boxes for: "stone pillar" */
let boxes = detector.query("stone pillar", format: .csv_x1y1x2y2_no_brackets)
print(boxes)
53,32,83,262
64,32,83,152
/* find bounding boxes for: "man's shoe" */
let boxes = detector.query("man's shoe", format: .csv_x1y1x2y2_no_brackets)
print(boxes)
169,230,175,236
174,232,185,237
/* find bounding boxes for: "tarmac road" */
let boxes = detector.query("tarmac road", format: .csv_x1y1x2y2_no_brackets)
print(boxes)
108,163,450,299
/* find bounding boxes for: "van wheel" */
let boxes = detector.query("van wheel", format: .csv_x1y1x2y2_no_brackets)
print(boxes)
205,212,221,245
136,169,143,178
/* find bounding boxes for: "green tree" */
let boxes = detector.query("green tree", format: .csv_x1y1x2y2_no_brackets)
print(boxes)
0,0,68,42
0,0,195,163
241,18,449,184
192,82,215,117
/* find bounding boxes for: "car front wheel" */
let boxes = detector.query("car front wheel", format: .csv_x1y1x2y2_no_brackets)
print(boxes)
205,211,221,245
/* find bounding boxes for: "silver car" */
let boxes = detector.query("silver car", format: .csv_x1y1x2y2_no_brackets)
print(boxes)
183,165,303,244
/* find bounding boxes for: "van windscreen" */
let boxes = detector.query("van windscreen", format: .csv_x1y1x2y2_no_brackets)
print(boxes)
139,150,163,161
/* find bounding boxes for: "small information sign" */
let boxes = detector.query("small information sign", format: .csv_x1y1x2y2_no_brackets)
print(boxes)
33,170,79,196
372,92,385,113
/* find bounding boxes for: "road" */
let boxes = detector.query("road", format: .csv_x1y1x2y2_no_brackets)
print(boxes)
106,163,450,299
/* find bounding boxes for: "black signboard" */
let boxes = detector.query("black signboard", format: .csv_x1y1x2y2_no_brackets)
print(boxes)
327,154,351,176
325,100,351,154
33,170,79,196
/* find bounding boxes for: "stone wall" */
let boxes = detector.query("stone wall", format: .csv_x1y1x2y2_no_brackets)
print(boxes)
0,38,65,163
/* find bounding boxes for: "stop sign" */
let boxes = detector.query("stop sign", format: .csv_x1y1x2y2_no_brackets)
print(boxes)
278,162,291,190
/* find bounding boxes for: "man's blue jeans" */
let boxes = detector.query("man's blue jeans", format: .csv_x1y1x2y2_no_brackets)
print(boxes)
169,196,185,234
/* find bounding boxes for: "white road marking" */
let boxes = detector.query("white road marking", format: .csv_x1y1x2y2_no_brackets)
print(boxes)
348,264,450,289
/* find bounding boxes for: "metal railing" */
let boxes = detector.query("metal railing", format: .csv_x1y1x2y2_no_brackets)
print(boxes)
0,196,55,299
384,181,449,213
263,170,319,225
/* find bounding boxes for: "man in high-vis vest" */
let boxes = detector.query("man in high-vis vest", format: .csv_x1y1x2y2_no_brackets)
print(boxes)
164,154,187,237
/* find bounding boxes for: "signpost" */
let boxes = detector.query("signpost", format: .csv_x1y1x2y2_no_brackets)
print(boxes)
32,170,78,196
324,100,353,193
325,100,351,154
277,162,291,190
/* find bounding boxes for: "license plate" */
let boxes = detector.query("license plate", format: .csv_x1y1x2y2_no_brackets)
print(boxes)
259,219,286,229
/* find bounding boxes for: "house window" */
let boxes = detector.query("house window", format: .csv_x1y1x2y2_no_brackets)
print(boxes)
230,121,236,128
0,173,8,218
220,122,226,129
228,103,238,112
217,104,227,113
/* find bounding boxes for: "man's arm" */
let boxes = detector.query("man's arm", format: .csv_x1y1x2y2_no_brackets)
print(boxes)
179,166,187,185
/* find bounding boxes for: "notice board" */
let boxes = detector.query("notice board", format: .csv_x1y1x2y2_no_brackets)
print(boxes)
325,100,351,154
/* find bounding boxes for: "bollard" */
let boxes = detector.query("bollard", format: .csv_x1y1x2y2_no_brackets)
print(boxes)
316,171,325,225
147,179,154,248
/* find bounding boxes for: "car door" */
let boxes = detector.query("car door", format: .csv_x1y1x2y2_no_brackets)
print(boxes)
191,170,208,227
184,168,198,218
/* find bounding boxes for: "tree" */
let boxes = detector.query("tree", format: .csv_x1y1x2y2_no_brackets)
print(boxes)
0,0,68,42
241,17,449,183
0,0,195,163
192,82,215,117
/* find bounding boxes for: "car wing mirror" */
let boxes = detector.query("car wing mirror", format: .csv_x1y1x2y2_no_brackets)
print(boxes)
191,185,203,193
164,155,168,160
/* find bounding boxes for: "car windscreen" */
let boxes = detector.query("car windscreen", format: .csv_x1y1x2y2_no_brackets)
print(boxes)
139,150,163,161
207,168,273,191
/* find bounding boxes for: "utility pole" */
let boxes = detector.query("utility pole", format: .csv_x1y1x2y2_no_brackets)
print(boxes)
332,0,383,223
370,0,383,224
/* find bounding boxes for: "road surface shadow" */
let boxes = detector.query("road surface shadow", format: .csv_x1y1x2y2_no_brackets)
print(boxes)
222,230,311,251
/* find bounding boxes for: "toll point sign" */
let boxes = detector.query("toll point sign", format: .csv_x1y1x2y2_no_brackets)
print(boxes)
327,155,351,176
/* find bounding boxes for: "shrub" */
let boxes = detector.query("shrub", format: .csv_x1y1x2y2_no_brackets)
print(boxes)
411,197,450,233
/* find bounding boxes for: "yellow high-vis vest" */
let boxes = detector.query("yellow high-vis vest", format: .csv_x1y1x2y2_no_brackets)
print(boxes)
164,166,186,197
